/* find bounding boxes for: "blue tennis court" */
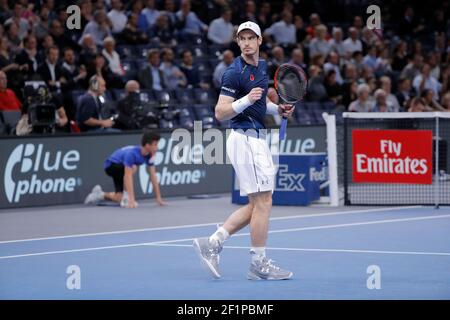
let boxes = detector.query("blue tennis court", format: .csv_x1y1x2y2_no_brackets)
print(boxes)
1,200,449,300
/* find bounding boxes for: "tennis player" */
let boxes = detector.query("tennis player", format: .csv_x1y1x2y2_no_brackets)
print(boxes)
84,131,166,208
193,21,295,280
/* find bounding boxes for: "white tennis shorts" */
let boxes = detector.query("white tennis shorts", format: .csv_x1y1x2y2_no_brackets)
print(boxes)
227,129,276,196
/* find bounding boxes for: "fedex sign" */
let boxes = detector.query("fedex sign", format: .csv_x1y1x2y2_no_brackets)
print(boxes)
352,130,433,184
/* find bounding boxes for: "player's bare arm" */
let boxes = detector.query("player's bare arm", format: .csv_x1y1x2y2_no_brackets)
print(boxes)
215,88,264,121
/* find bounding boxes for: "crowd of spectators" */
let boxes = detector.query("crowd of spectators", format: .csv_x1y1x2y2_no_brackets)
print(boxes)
0,0,449,135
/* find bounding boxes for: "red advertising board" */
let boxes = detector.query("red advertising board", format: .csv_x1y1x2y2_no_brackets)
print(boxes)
352,130,433,184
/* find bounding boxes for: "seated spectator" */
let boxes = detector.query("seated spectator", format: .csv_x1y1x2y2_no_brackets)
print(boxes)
421,89,446,111
413,63,442,100
159,48,187,90
102,37,125,77
396,78,413,112
440,92,450,111
76,75,119,132
343,27,362,59
207,8,234,46
328,27,346,58
407,97,426,112
264,11,296,47
379,76,400,112
309,24,332,58
324,69,343,105
61,47,88,91
373,89,395,112
49,19,81,53
176,0,208,41
288,48,308,75
78,34,98,68
128,0,149,33
391,41,408,72
15,35,39,79
341,80,358,110
108,0,128,34
80,10,112,46
213,50,234,89
268,46,286,79
323,51,343,85
400,53,423,82
306,65,328,102
362,45,379,71
142,0,160,28
179,49,209,89
37,45,66,93
0,71,21,111
121,13,149,45
150,13,177,47
348,83,374,112
138,49,166,91
0,36,26,96
86,53,124,89
4,3,29,40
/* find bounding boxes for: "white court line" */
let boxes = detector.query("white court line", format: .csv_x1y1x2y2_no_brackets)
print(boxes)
0,213,449,260
0,206,421,244
146,243,450,257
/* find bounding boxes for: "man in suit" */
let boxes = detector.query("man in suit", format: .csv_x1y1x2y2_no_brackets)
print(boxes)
37,45,65,93
137,49,166,91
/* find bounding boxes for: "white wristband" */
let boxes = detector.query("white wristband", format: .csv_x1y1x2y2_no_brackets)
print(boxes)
232,95,252,114
266,102,279,115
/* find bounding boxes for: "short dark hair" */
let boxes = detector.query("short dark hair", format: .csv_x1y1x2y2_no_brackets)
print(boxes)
141,131,160,146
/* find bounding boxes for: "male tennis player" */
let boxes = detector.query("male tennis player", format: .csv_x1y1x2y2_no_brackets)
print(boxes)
84,131,166,208
193,21,295,280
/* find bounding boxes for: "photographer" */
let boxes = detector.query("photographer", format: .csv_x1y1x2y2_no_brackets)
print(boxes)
115,80,158,130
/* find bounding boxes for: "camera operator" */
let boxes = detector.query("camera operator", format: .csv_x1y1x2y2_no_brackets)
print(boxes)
17,83,68,135
115,80,158,130
76,75,120,133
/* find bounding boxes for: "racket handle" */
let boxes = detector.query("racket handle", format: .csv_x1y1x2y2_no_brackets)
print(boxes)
279,117,287,140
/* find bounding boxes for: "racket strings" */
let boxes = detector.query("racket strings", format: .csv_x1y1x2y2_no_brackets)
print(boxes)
276,67,307,103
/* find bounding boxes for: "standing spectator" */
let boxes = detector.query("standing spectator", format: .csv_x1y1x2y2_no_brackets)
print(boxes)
160,48,187,90
108,0,128,34
213,50,234,89
207,8,234,46
138,49,166,91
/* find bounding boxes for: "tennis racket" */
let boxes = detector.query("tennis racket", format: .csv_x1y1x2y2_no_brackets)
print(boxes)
274,63,308,140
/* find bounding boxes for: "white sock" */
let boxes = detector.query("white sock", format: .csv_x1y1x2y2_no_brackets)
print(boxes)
209,226,230,246
250,247,266,263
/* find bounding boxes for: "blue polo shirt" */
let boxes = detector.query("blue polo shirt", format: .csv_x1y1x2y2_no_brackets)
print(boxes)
220,56,268,130
104,146,154,169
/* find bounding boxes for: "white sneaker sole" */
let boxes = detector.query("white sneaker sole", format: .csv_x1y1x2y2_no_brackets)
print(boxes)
193,239,221,279
247,271,293,280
